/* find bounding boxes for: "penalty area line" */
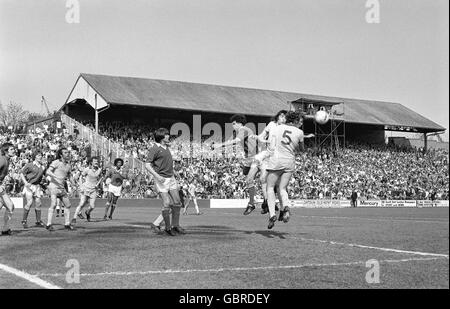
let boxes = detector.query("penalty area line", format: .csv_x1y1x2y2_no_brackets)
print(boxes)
34,257,445,277
0,262,62,289
299,238,449,258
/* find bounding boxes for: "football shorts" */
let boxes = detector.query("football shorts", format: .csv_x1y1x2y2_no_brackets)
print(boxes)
254,150,271,170
23,184,43,198
80,185,97,199
266,157,295,173
48,183,69,198
154,176,178,193
108,184,122,197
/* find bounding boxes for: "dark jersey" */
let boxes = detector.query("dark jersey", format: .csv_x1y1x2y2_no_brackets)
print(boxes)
147,144,174,178
106,167,128,186
22,162,45,185
236,126,257,159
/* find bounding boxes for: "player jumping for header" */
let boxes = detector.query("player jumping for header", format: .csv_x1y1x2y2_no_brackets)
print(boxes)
213,114,259,215
265,111,309,229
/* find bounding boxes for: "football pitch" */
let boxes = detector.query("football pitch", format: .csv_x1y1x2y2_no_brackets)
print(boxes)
0,202,448,289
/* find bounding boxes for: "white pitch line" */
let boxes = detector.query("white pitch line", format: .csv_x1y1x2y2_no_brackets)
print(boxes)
297,215,449,224
35,257,445,277
299,238,450,258
0,263,62,289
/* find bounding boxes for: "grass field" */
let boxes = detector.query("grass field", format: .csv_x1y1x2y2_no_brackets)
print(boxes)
0,201,448,289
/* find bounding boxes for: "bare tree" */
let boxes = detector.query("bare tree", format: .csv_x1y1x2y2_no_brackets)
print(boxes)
0,100,7,127
0,101,30,128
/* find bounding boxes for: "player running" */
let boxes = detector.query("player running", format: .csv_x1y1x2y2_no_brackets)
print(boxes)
72,156,102,225
212,114,259,215
103,158,128,220
45,148,74,231
265,111,308,229
20,151,46,228
146,128,185,236
0,143,16,236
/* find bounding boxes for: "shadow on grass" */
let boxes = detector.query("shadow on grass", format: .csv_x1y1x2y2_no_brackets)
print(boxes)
243,230,289,239
82,218,107,223
127,222,300,239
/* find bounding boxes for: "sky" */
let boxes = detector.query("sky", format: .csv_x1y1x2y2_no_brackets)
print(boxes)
0,0,448,140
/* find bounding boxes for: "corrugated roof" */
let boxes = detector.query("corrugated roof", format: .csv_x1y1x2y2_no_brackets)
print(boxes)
78,73,445,132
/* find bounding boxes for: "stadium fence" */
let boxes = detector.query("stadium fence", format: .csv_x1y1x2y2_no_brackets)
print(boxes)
61,113,147,172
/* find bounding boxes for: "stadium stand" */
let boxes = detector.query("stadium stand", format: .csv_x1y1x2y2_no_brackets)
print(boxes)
4,73,446,201
3,115,448,201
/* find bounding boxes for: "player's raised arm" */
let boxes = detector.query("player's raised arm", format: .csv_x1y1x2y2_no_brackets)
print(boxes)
213,114,248,150
212,136,241,150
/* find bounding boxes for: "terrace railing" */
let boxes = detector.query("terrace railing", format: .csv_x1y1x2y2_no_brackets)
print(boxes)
60,113,146,172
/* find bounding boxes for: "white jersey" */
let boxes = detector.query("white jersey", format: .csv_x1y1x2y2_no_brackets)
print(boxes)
262,121,278,152
254,121,278,165
266,124,304,172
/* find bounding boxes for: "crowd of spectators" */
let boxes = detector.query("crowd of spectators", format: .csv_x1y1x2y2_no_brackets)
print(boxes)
92,121,449,200
1,121,448,201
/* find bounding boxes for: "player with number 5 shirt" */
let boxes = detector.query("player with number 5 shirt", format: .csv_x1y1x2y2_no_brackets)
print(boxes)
265,111,311,229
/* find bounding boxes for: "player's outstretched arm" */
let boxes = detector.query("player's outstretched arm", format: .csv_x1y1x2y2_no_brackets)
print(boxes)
212,137,241,150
